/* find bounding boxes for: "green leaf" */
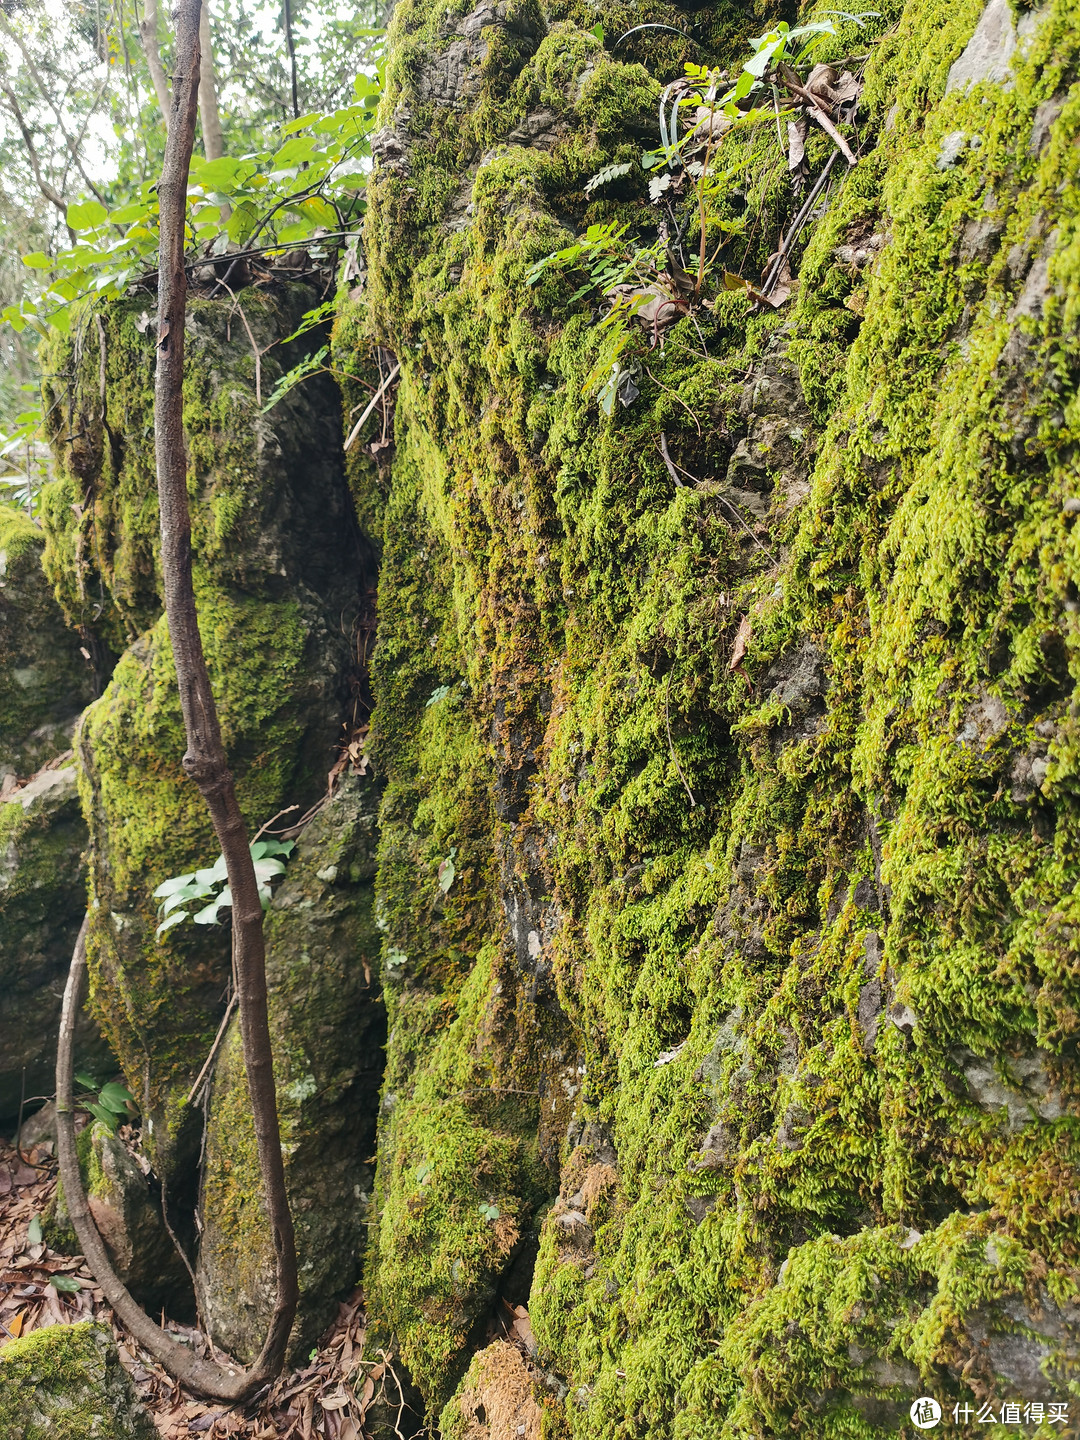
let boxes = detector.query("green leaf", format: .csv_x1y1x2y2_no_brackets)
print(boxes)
109,202,153,224
49,1275,81,1293
193,893,229,925
155,910,189,937
191,157,244,190
282,110,324,134
195,855,228,886
85,1102,119,1131
66,200,109,230
27,1216,42,1245
153,872,197,898
98,1082,134,1114
590,21,604,40
437,857,456,894
273,135,319,167
226,200,259,246
21,252,53,270
74,1072,98,1090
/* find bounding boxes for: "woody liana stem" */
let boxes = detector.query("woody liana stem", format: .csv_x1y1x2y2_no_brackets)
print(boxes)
55,0,298,1401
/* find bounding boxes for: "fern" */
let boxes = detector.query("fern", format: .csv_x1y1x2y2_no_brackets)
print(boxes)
583,161,633,196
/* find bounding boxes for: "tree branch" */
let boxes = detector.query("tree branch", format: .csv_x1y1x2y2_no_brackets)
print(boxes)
137,0,172,130
282,0,300,120
0,82,76,241
0,11,112,205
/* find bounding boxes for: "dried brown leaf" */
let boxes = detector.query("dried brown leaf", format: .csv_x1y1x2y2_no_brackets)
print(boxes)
729,616,752,670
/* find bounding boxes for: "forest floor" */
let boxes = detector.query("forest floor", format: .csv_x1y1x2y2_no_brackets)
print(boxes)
0,1135,397,1438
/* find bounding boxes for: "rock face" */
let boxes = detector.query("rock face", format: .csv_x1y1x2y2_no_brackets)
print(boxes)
349,0,1080,1430
195,772,385,1359
0,1321,157,1439
0,501,108,1122
0,502,99,782
0,767,110,1121
40,287,373,1182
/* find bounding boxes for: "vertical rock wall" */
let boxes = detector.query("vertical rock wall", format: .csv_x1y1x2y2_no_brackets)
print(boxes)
43,288,370,1183
352,0,1080,1432
0,502,107,1119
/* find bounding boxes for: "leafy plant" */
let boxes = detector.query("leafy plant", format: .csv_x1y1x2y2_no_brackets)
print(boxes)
153,837,295,937
73,1071,137,1133
5,64,382,343
0,50,385,481
531,13,878,409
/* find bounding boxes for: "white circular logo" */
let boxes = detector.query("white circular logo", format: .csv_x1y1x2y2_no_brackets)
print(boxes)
910,1397,942,1429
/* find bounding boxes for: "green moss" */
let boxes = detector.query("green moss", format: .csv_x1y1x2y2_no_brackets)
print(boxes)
39,285,360,1180
0,501,98,776
356,0,1080,1430
0,1322,156,1439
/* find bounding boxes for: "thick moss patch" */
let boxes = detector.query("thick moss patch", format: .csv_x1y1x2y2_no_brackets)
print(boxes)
356,0,1080,1430
0,1322,157,1440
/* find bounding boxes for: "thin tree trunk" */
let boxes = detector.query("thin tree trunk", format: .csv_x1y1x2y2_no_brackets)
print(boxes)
138,0,172,130
282,0,299,120
198,3,225,161
56,0,298,1400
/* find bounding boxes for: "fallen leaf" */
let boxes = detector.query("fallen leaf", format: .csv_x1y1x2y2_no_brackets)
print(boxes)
729,616,752,670
787,117,807,173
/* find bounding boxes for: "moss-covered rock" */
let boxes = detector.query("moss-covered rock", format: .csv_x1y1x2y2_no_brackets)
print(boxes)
0,502,100,781
51,1120,193,1317
42,286,372,1182
194,771,385,1360
0,1321,157,1439
0,767,111,1121
440,1339,550,1440
357,0,1080,1430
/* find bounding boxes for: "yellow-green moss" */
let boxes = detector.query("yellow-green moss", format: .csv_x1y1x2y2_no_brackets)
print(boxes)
0,1322,157,1439
358,0,1080,1430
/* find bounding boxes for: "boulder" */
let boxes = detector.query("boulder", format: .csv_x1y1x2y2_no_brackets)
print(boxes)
51,1121,193,1318
195,771,385,1359
0,766,110,1121
0,502,99,783
39,288,372,1183
0,1321,157,1439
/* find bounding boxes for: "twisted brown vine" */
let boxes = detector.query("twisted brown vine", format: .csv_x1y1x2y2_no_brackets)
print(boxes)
55,0,298,1401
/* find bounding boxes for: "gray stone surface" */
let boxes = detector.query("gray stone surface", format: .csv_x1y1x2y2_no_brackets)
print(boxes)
0,766,110,1122
195,772,386,1361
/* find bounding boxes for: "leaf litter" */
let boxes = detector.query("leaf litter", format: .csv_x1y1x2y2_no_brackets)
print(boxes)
0,1133,405,1437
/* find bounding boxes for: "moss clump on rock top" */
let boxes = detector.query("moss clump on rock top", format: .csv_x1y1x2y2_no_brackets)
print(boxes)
0,1322,157,1440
